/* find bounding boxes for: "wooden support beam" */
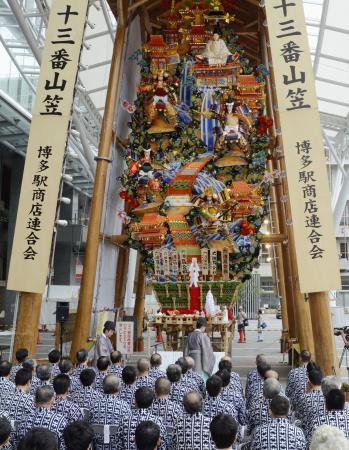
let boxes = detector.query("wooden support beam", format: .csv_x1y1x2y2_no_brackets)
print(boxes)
129,0,153,11
134,261,146,338
308,292,338,375
12,293,42,362
260,234,287,244
114,247,129,308
70,0,128,358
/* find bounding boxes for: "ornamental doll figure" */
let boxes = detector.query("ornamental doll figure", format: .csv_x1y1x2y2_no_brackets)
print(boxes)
222,98,251,142
196,25,232,65
143,70,178,133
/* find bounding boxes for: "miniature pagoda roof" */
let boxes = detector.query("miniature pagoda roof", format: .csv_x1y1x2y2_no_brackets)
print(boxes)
238,74,264,89
145,35,168,51
230,181,253,195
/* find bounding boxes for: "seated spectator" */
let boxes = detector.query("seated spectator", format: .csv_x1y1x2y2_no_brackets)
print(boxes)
203,375,237,419
17,427,58,450
136,358,154,389
245,354,266,398
184,356,206,396
119,366,137,406
63,421,94,450
149,353,165,381
30,364,52,395
172,392,212,450
309,389,349,439
109,351,123,377
73,349,89,378
246,362,271,409
247,378,282,433
296,370,325,440
149,377,182,426
250,395,306,450
59,358,78,392
167,364,195,404
135,421,160,450
0,361,15,402
116,387,166,450
217,369,246,425
218,357,244,396
22,359,36,378
95,357,111,393
52,374,83,423
90,375,130,450
69,369,102,410
10,348,28,382
0,417,12,450
210,414,238,450
48,350,61,378
176,357,201,392
321,375,342,397
286,350,312,404
16,386,68,450
0,369,33,423
309,424,349,450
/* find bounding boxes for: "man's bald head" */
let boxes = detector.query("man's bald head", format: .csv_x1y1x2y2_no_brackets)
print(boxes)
185,356,195,369
263,378,281,399
183,392,202,414
155,377,171,397
137,358,150,375
265,370,279,381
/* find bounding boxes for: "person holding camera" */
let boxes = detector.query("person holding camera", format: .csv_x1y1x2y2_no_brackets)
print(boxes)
237,306,247,343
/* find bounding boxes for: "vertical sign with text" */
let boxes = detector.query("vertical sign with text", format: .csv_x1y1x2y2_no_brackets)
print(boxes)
7,1,89,294
265,0,340,293
116,322,134,354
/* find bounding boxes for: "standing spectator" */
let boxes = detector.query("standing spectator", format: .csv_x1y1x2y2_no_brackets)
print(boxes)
257,309,264,342
218,358,244,397
210,414,238,450
245,354,267,400
135,421,160,450
10,348,28,382
172,392,213,450
52,374,83,423
217,369,246,425
237,306,247,343
246,362,271,409
184,318,215,379
48,350,61,377
285,350,311,403
184,356,206,396
93,321,115,366
63,421,94,450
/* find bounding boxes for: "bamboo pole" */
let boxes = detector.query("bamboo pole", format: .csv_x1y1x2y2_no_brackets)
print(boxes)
261,16,314,353
70,0,128,358
12,293,42,362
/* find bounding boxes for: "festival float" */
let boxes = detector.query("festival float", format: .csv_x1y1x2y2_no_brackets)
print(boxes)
119,0,273,351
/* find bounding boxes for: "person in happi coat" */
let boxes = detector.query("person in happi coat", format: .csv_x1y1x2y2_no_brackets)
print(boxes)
184,318,215,380
93,321,115,366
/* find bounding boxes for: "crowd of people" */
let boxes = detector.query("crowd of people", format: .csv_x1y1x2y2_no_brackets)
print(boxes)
0,344,349,449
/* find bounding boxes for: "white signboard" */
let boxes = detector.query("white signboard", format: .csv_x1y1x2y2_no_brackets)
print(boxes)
116,321,134,354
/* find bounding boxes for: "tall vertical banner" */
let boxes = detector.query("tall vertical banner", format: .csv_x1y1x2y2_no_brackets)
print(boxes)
265,0,340,293
7,1,89,294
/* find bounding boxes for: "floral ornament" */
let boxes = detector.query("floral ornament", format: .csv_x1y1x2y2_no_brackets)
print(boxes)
256,115,273,135
117,208,131,225
122,99,136,114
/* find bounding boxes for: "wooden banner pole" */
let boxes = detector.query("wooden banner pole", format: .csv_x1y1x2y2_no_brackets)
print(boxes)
70,0,128,358
262,16,314,355
134,261,146,340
